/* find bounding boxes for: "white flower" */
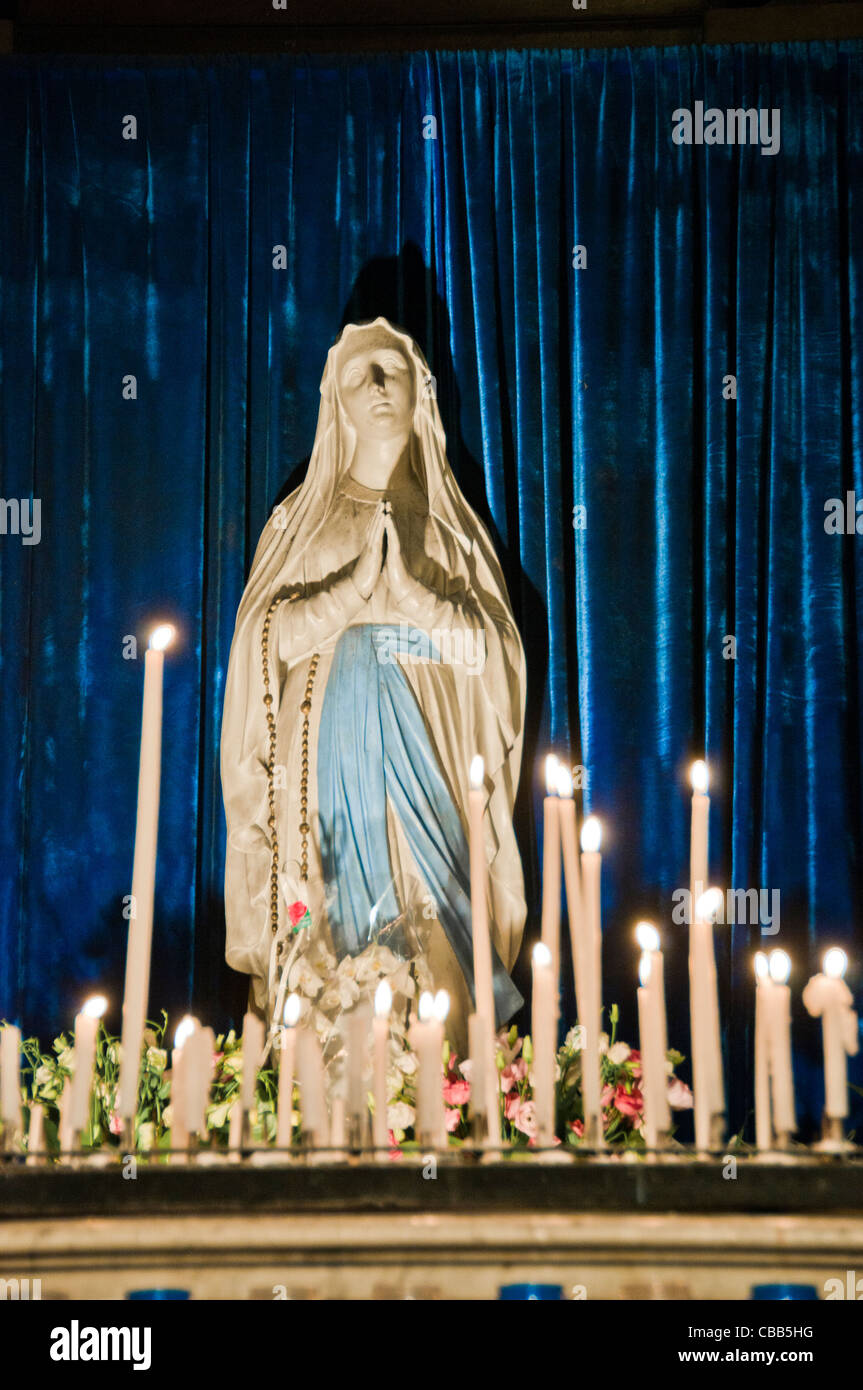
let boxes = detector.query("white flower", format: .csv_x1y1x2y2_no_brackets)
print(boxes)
607,1042,631,1066
386,1101,415,1132
146,1047,167,1072
137,1122,155,1152
598,1032,610,1055
57,1048,74,1071
564,1025,585,1052
288,958,325,998
34,1064,54,1088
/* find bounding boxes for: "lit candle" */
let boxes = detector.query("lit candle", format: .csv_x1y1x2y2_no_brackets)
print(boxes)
803,949,859,1123
468,754,500,1147
579,816,604,1146
556,764,587,1035
690,887,725,1150
754,949,797,1150
689,759,709,912
753,952,772,1150
0,1024,21,1151
541,754,562,1000
68,995,108,1141
468,755,495,1028
635,922,670,1146
277,994,300,1149
295,1024,328,1150
118,622,176,1126
372,981,391,1156
411,990,448,1148
531,942,555,1148
183,1024,215,1142
767,950,795,1138
345,1003,371,1148
170,1014,196,1157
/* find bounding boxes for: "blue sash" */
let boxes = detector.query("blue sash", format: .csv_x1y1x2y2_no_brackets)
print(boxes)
317,624,523,1028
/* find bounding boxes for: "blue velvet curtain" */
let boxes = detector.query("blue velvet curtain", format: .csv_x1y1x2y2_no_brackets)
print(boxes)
1,44,861,1137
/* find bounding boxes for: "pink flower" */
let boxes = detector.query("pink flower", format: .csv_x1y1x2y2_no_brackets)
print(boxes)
445,1107,463,1133
568,1118,584,1139
506,1096,537,1139
387,1129,403,1161
627,1049,642,1074
600,1083,616,1109
212,1052,224,1070
442,1079,470,1107
109,1111,124,1136
499,1058,528,1094
667,1078,694,1110
288,900,308,927
612,1084,644,1119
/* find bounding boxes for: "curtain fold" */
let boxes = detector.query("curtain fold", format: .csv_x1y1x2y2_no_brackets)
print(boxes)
0,43,861,1135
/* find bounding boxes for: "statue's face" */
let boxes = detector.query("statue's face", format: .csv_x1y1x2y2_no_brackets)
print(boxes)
338,338,415,442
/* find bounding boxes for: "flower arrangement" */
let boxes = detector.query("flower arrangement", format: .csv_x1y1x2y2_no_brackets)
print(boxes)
5,1002,691,1158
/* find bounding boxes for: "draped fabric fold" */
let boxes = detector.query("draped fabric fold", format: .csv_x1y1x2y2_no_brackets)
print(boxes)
0,44,861,1134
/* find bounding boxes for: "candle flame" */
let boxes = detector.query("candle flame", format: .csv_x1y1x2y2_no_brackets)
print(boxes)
283,992,301,1027
418,991,435,1023
580,816,601,854
754,951,769,980
82,994,108,1020
690,758,709,794
638,952,652,987
769,949,791,985
433,989,450,1023
544,753,560,796
555,765,574,799
532,941,552,968
173,1014,196,1049
635,920,659,953
149,623,176,652
824,947,848,980
374,979,392,1019
469,755,484,790
695,887,724,924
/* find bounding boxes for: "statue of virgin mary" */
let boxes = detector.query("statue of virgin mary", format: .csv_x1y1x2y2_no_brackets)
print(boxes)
220,317,526,1048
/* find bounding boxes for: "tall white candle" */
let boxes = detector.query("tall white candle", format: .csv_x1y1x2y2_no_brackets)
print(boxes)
468,755,501,1147
803,949,858,1120
170,1014,196,1155
579,816,603,1146
531,942,555,1148
767,950,795,1136
118,622,175,1122
372,981,391,1156
753,952,772,1150
689,758,709,912
635,923,670,1144
277,994,300,1149
557,765,587,1029
468,755,495,1028
68,995,108,1138
691,887,725,1149
240,1010,264,1120
541,755,562,1001
0,1024,21,1148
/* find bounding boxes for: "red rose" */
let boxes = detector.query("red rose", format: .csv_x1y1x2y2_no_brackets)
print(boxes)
288,901,308,927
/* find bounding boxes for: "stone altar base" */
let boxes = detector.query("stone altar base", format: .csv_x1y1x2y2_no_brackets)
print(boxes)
2,1156,863,1300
